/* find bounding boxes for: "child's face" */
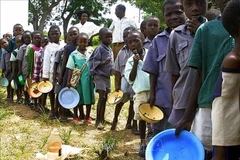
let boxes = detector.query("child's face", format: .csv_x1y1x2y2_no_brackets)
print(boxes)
15,36,23,48
182,0,208,19
100,32,112,45
146,18,160,37
41,37,49,48
78,36,88,50
32,33,41,47
13,25,23,36
164,3,186,29
49,28,61,44
80,13,88,23
213,0,231,12
127,33,143,54
68,28,79,43
123,31,130,45
4,33,12,41
115,7,124,19
0,39,8,49
23,33,31,45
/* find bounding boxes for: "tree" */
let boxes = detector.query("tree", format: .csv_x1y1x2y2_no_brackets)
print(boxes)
125,0,166,30
29,0,61,32
57,0,117,36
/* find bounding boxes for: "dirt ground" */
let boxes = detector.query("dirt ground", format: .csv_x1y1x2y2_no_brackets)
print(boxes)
0,98,145,160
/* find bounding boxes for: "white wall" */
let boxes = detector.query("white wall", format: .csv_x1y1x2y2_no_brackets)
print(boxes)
0,0,29,37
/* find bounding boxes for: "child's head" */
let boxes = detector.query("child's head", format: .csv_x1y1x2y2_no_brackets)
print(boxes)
15,35,23,49
163,0,186,29
67,27,79,44
212,0,231,13
123,27,137,45
222,0,239,38
32,31,42,47
145,16,160,38
140,20,147,38
115,4,126,19
77,33,89,51
0,38,8,50
127,31,145,54
181,0,208,19
3,32,13,41
99,28,112,46
48,25,61,44
41,35,49,48
205,8,221,21
21,30,32,45
13,23,24,37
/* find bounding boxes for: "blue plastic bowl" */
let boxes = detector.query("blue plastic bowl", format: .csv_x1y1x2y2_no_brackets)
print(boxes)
146,129,204,160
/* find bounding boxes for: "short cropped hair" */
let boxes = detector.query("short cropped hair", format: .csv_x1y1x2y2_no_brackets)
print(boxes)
116,4,126,12
162,0,181,15
222,0,240,37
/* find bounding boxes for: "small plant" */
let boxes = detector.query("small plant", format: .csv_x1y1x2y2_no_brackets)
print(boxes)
60,127,72,145
94,133,119,160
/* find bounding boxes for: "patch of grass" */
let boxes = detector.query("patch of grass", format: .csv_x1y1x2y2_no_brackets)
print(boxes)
0,108,10,120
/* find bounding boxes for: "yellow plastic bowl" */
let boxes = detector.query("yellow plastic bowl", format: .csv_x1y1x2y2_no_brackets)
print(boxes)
139,103,164,123
107,90,124,105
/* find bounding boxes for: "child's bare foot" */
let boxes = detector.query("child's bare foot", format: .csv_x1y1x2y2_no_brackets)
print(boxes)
125,123,132,129
96,122,104,130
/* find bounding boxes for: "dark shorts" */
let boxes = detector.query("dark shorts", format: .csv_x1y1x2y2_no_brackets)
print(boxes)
94,75,111,93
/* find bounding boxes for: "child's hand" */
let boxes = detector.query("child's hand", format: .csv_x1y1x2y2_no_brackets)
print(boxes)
58,77,63,84
187,17,203,35
43,78,48,82
17,71,22,77
104,57,112,65
66,82,71,88
133,54,140,64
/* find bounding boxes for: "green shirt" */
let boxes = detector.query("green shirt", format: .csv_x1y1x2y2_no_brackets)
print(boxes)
188,18,234,108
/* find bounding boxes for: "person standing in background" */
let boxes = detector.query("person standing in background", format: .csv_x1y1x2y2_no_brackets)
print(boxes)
109,4,137,60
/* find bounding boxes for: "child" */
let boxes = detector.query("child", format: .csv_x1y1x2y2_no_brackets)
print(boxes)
0,38,11,101
89,28,113,130
27,31,45,112
41,36,49,49
211,0,240,159
7,23,24,54
42,25,63,119
16,31,32,106
3,32,13,42
143,16,160,49
164,0,208,126
66,33,95,124
111,27,138,134
10,35,23,103
142,0,186,137
124,30,149,158
55,27,79,122
175,0,234,159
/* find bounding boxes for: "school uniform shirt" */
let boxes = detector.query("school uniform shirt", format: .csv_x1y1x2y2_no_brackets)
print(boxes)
109,17,137,43
143,37,152,49
212,68,240,146
142,29,171,109
125,48,150,94
188,18,234,108
74,21,101,38
42,42,63,82
16,44,28,79
0,48,11,80
164,24,196,110
6,37,16,53
32,47,44,82
113,45,132,76
54,47,65,76
89,43,114,77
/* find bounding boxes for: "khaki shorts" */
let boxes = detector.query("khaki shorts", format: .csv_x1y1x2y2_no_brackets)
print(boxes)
133,91,150,120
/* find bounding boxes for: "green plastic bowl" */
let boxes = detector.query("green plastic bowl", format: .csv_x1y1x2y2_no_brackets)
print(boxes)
18,75,25,85
0,77,9,87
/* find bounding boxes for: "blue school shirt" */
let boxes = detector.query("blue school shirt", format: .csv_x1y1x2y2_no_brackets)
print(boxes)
89,43,114,77
142,29,172,108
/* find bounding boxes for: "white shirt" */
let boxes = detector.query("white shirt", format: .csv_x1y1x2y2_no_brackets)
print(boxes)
42,42,64,80
74,21,101,38
109,17,137,43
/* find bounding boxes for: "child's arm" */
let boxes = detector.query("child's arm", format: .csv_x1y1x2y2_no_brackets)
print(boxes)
115,71,121,91
67,69,73,88
53,62,58,82
175,68,201,137
59,49,67,84
129,54,140,82
99,57,111,66
149,73,157,107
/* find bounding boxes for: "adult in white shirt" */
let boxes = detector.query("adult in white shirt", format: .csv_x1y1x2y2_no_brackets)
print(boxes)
109,4,137,60
74,10,101,46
